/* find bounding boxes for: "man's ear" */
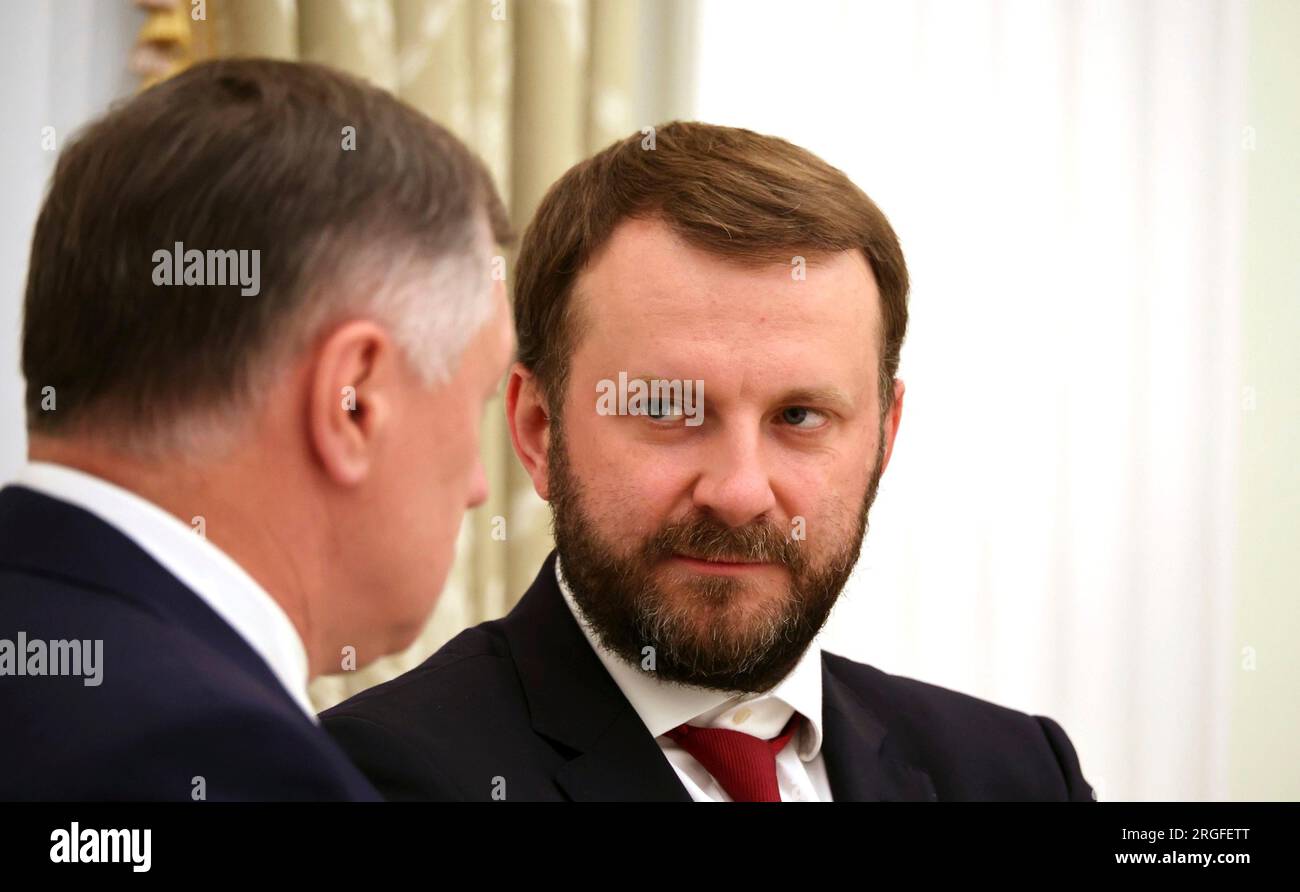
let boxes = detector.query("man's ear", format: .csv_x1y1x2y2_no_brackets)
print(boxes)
308,319,396,487
880,378,905,475
506,362,553,500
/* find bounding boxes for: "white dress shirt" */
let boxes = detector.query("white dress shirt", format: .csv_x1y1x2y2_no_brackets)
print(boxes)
11,460,317,722
556,556,834,801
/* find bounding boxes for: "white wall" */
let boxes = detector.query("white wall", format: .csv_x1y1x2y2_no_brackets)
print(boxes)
1231,0,1300,802
0,0,140,477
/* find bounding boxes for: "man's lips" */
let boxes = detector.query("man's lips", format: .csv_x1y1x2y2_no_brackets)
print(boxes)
668,553,776,575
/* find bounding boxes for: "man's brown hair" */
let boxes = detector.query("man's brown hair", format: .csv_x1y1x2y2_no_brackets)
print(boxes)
23,57,510,448
513,120,909,418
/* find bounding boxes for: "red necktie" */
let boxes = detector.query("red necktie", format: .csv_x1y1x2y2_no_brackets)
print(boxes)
665,713,802,802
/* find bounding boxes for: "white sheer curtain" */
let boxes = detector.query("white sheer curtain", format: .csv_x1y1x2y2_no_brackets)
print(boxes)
693,0,1245,801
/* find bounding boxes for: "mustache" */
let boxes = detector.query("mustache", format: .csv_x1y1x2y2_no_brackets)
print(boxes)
642,515,807,569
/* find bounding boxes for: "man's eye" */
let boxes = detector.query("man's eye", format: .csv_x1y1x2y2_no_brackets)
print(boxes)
779,406,827,429
647,399,683,422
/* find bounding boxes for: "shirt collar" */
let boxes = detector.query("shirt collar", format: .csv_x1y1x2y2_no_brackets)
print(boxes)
555,554,824,760
13,460,317,723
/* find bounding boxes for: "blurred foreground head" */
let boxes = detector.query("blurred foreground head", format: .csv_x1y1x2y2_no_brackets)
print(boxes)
509,121,909,692
22,58,514,672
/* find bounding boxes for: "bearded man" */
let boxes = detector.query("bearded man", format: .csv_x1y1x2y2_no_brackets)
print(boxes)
320,122,1094,803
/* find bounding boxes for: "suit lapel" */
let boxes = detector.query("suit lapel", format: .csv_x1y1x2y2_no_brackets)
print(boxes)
554,708,695,801
500,552,692,801
821,655,937,801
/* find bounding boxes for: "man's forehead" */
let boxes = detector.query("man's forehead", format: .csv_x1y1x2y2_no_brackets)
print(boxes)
571,237,882,354
566,280,879,412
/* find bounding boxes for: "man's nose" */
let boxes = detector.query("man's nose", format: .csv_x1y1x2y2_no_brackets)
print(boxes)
690,426,777,528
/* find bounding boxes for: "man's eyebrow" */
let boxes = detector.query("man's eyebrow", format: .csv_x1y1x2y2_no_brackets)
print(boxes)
619,376,855,410
775,386,856,410
625,373,688,383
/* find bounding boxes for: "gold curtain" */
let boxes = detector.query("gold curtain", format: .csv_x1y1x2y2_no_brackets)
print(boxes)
133,0,650,710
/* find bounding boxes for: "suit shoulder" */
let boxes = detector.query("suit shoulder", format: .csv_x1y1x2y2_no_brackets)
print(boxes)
1,645,369,800
823,650,1038,729
320,617,517,720
318,618,534,801
822,651,1094,801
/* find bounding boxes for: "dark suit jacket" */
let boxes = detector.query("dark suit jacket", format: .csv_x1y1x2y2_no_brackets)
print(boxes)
0,485,378,801
322,551,1095,801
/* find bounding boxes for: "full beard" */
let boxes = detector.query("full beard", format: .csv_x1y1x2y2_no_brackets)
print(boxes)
548,415,886,694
